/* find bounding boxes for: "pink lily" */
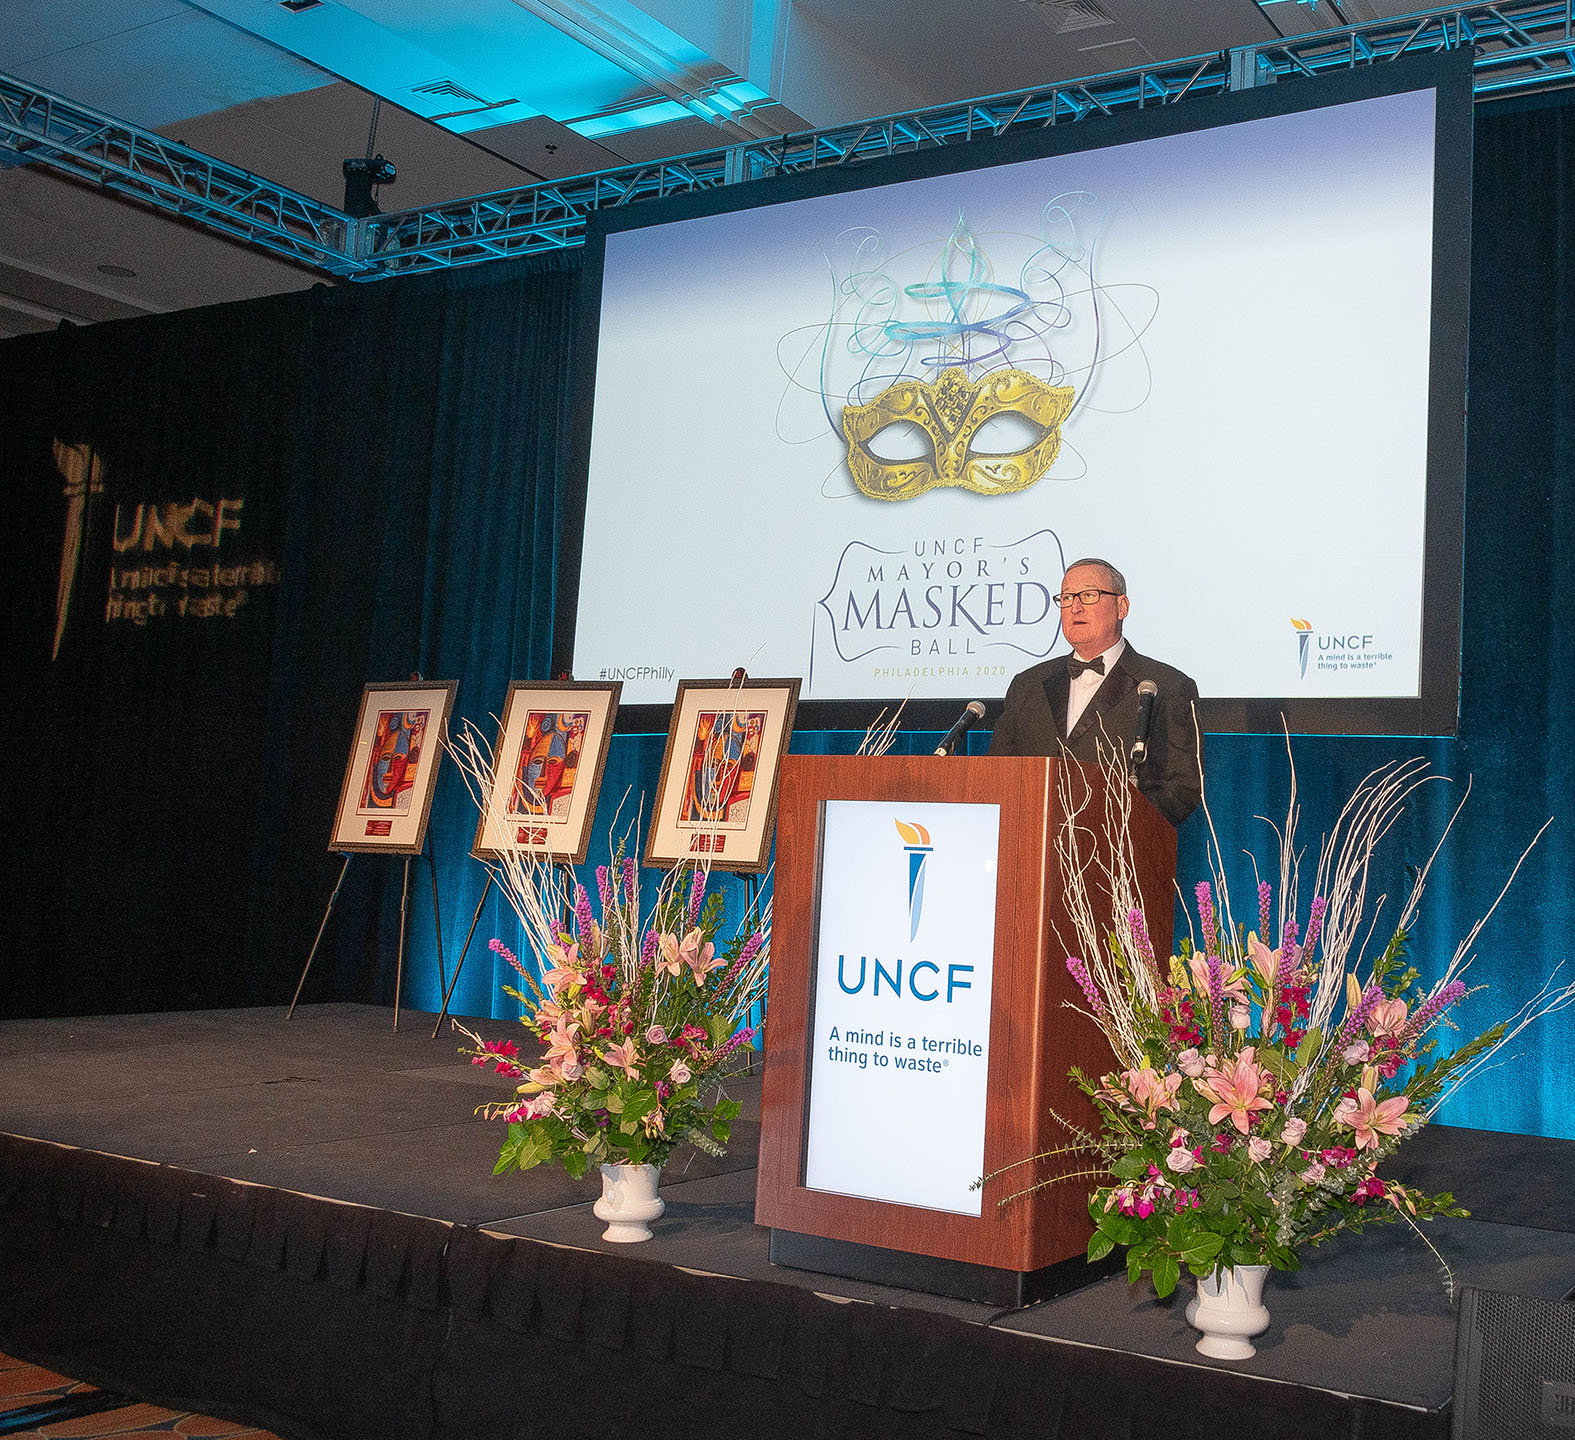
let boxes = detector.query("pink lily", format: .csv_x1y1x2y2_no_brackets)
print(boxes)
1341,1087,1410,1151
540,943,585,996
1187,954,1248,1003
654,933,684,979
1193,1046,1274,1135
678,927,724,982
1247,937,1279,989
1366,998,1409,1038
1103,1066,1183,1129
603,1039,640,1078
543,1016,579,1063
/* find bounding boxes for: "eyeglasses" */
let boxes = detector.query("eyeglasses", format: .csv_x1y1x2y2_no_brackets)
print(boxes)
1053,588,1120,609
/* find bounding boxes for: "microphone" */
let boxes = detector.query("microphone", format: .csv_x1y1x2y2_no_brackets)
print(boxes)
1130,680,1159,765
934,700,986,757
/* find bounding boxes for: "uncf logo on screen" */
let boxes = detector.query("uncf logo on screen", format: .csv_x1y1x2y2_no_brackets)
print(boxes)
895,819,932,940
1291,617,1313,677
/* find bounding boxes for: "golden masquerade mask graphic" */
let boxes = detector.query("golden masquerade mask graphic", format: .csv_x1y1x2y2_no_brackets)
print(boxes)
840,366,1075,503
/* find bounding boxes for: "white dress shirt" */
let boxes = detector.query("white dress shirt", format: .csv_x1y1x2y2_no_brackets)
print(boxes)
1065,638,1126,736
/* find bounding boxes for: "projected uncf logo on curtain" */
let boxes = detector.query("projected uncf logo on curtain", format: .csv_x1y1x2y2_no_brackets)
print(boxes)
804,800,1000,1215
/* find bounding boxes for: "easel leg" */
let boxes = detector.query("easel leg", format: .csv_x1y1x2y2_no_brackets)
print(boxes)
287,853,353,1020
431,871,494,1040
425,846,448,1006
743,873,763,1076
393,855,412,1031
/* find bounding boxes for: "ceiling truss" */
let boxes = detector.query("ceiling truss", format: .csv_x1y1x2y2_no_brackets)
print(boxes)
2,0,1572,284
0,74,369,279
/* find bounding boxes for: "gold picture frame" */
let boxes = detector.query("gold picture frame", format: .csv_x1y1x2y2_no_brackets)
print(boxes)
470,680,621,865
644,677,800,874
329,681,457,854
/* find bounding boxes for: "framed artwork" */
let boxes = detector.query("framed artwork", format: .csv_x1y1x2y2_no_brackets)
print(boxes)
329,681,457,854
645,678,800,874
471,681,621,865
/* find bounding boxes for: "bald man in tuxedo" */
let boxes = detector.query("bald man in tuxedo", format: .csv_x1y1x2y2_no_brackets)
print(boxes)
988,557,1201,826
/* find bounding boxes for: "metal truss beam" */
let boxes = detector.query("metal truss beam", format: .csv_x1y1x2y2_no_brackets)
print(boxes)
0,75,370,278
360,0,1574,278
4,0,1574,285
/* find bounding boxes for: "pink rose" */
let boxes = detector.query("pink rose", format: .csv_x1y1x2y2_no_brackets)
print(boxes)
1164,1147,1198,1175
1300,1161,1327,1184
1281,1117,1307,1145
1343,1039,1371,1065
1247,1136,1273,1164
1177,1048,1205,1077
646,1025,669,1045
1229,1004,1252,1031
668,1060,692,1085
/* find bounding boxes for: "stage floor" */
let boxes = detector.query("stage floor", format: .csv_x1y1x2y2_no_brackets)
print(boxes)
4,1002,1574,1425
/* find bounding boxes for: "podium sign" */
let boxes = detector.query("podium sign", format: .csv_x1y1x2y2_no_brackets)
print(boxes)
804,800,1000,1216
757,753,1177,1302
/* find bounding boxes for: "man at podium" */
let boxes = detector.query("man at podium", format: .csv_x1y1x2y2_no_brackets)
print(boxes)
988,557,1201,826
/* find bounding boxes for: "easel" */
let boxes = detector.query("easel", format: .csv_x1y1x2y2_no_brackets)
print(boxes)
287,838,448,1032
430,867,494,1039
430,858,580,1038
739,869,767,1076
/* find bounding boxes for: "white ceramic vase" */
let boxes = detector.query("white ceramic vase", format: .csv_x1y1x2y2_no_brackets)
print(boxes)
594,1162,664,1243
1187,1264,1271,1360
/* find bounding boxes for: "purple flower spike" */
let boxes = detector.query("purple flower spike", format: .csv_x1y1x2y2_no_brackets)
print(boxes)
723,930,765,990
1258,881,1272,944
574,883,594,937
1195,882,1217,955
487,937,528,977
1127,908,1154,965
688,867,705,925
596,865,612,909
640,929,659,963
1066,956,1105,1017
623,857,638,902
1206,952,1226,1043
1400,979,1467,1044
1335,983,1385,1048
1301,897,1327,967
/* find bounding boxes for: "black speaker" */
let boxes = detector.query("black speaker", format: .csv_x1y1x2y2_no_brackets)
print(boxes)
1453,1285,1575,1439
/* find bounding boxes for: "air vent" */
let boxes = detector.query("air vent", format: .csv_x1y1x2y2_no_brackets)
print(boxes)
1020,0,1117,34
406,77,493,108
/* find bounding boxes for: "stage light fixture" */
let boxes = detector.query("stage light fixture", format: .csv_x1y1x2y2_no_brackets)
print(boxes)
342,154,396,218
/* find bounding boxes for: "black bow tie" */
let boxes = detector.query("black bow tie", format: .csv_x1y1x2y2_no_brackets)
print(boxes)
1067,654,1106,679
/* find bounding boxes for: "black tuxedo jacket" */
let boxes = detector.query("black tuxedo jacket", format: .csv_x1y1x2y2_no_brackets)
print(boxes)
986,644,1202,825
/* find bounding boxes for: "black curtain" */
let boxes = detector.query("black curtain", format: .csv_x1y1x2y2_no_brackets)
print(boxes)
0,254,578,1019
2,92,1573,1137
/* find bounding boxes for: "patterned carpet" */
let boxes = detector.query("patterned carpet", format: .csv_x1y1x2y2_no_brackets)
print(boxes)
0,1353,281,1439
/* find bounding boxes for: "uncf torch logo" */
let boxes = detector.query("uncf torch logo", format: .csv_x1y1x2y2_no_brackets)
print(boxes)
895,820,932,940
1291,617,1313,678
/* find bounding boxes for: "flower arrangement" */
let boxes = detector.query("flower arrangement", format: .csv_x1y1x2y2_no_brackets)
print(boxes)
996,756,1573,1299
456,845,767,1177
445,718,768,1181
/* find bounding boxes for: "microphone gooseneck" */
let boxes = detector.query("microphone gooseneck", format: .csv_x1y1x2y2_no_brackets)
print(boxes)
933,700,987,757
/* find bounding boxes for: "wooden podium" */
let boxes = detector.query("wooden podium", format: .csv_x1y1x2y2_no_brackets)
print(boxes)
755,753,1177,1305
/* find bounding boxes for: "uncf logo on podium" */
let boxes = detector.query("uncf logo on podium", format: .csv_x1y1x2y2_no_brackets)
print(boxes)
895,820,933,941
